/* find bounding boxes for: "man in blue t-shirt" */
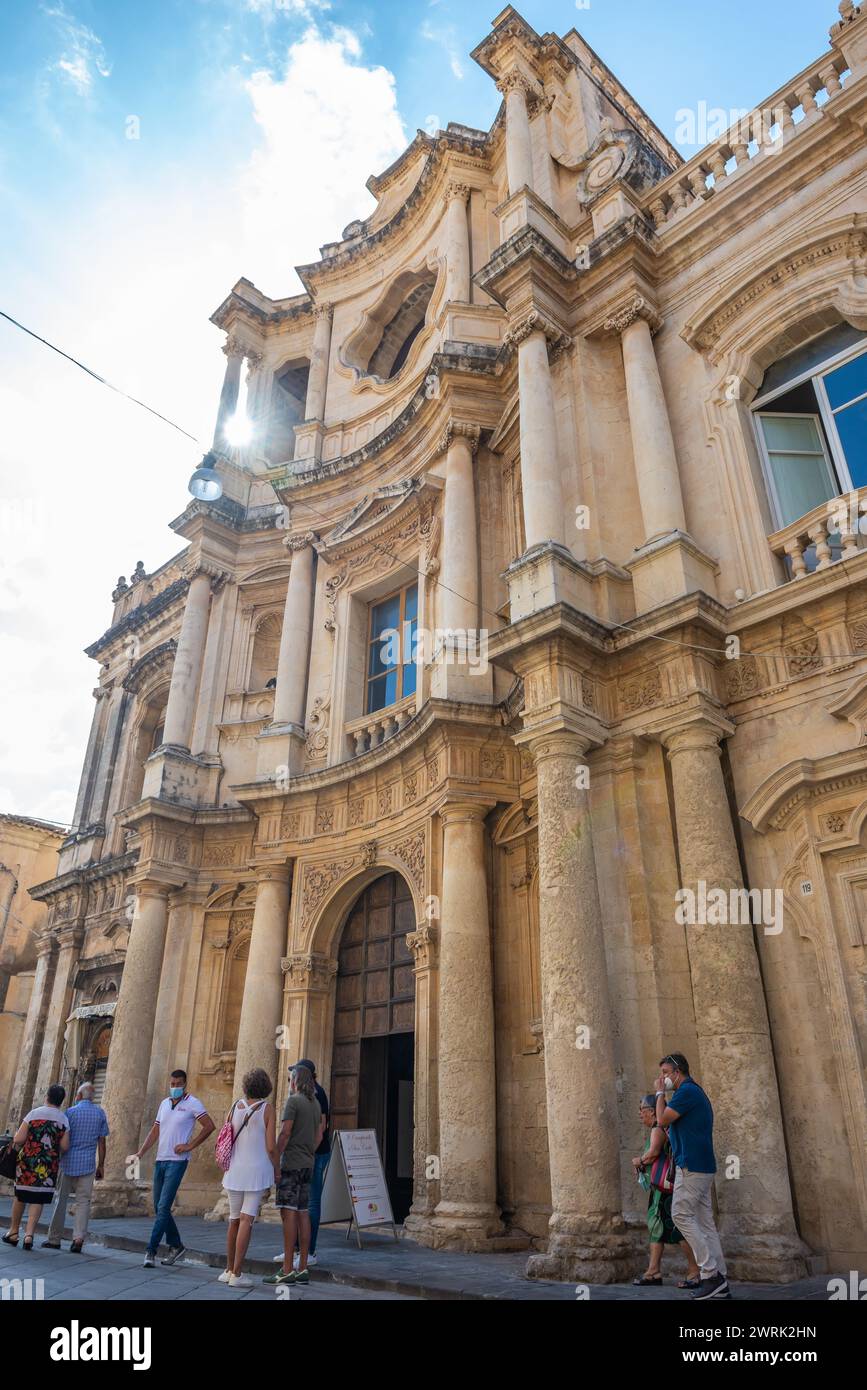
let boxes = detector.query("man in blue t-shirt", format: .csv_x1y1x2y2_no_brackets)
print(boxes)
655,1052,728,1301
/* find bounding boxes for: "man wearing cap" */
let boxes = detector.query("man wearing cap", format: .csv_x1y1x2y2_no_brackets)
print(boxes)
272,1058,331,1269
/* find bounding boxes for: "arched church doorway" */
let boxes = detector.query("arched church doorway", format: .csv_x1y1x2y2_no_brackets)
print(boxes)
331,871,415,1222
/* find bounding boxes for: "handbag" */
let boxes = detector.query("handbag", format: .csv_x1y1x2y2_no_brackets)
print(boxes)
215,1101,264,1172
0,1143,18,1181
648,1140,676,1194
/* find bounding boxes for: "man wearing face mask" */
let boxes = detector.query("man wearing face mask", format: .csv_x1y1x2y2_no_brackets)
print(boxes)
655,1052,729,1301
131,1068,215,1269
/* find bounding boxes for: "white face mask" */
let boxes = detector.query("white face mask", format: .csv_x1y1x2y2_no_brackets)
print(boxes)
664,1075,676,1090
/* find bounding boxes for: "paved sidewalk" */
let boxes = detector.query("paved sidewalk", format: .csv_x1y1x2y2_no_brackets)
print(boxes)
1,1199,833,1300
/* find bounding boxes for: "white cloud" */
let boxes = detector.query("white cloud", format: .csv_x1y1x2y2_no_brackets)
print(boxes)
241,27,407,292
0,24,406,821
245,0,332,19
420,19,464,81
43,2,111,97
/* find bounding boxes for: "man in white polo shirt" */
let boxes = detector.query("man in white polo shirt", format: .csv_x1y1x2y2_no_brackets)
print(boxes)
130,1068,215,1268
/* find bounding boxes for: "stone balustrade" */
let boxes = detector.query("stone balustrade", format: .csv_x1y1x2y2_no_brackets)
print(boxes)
647,51,849,227
345,694,417,757
768,488,867,580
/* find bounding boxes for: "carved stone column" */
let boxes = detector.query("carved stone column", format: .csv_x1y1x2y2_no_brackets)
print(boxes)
444,183,471,303
524,732,633,1282
662,719,807,1280
6,933,55,1124
33,923,84,1099
428,801,503,1246
498,72,534,195
604,296,686,543
99,883,171,1211
233,866,291,1096
439,421,479,632
213,337,245,447
160,567,215,751
505,312,571,552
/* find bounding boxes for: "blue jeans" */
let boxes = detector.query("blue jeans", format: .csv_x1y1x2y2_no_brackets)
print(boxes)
309,1151,330,1255
147,1160,188,1254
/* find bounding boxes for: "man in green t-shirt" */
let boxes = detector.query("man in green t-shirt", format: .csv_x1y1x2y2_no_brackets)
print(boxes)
263,1064,323,1287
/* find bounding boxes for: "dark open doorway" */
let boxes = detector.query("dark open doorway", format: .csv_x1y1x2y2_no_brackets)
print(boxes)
358,1031,414,1222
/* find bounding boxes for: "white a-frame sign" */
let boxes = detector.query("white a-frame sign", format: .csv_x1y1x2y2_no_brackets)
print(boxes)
319,1129,398,1248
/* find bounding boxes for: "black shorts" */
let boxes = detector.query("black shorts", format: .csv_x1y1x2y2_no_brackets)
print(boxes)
14,1187,52,1205
277,1167,312,1211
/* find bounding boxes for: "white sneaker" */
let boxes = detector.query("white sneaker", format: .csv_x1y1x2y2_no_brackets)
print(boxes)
293,1253,300,1270
307,1254,318,1266
228,1272,253,1288
272,1253,283,1262
218,1270,231,1283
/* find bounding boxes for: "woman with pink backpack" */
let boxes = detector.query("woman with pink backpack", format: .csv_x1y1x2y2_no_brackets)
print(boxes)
215,1068,279,1288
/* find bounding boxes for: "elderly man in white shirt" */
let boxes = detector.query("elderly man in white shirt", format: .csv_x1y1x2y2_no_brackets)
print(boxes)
130,1068,214,1268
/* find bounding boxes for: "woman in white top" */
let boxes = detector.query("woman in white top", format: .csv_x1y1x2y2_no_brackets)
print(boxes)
220,1068,279,1288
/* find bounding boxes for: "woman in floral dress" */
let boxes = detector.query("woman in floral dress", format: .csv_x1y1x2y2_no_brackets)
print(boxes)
3,1084,70,1250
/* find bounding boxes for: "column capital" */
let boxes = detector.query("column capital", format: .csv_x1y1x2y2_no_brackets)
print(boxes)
495,69,547,115
602,293,663,337
245,350,263,378
281,951,338,990
444,180,471,205
438,420,480,456
283,530,317,554
223,335,249,360
659,713,735,759
406,922,437,971
255,861,292,885
34,931,57,960
438,798,492,827
181,558,228,588
503,309,571,357
312,301,334,322
526,729,598,764
131,880,173,903
55,924,84,951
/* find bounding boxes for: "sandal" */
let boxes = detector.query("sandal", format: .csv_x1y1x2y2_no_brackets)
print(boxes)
678,1277,701,1289
22,1236,33,1251
2,1233,19,1247
633,1274,663,1286
70,1240,84,1254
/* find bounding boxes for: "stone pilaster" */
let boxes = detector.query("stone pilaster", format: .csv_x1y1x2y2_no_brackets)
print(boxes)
159,566,216,752
213,337,245,447
232,865,291,1096
404,920,438,1224
524,732,634,1282
662,718,808,1281
504,311,571,552
279,951,338,1102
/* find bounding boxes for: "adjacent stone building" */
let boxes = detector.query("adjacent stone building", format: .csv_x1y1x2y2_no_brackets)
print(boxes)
9,3,867,1280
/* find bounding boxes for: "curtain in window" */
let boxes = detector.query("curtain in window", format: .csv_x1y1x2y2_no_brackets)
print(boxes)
756,414,836,526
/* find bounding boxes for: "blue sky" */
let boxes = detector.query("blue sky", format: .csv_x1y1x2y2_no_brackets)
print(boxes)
0,0,838,820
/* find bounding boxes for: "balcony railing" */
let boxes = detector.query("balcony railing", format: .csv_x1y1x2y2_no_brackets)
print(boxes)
768,489,867,580
647,50,849,228
344,693,418,757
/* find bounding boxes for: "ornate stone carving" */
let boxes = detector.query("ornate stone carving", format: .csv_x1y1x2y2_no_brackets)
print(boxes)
444,180,470,204
390,828,425,896
785,634,821,677
300,859,354,924
284,530,317,553
480,747,506,779
305,696,330,761
823,812,847,834
377,785,394,818
281,952,338,990
315,806,334,834
348,798,366,827
725,658,760,700
406,921,437,970
280,810,301,839
403,773,418,805
438,421,481,456
618,668,663,713
603,294,664,337
503,309,572,356
360,840,378,867
202,842,239,867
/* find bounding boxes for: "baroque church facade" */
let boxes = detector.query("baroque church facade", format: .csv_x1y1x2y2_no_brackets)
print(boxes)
6,3,867,1281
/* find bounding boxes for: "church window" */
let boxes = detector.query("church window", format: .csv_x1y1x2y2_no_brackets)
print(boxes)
365,583,418,714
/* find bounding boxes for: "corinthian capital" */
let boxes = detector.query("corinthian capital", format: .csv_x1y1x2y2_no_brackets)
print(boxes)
313,301,334,322
284,530,317,553
503,309,572,357
444,180,471,204
438,420,481,456
223,335,248,359
602,294,663,337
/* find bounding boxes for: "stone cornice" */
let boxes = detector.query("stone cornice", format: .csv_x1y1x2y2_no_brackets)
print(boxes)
474,224,578,309
740,747,867,833
85,577,189,660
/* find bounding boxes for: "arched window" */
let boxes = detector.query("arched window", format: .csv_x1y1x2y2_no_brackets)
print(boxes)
124,686,170,809
367,277,435,380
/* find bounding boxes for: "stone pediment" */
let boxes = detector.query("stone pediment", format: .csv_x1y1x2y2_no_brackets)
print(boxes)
317,476,441,562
